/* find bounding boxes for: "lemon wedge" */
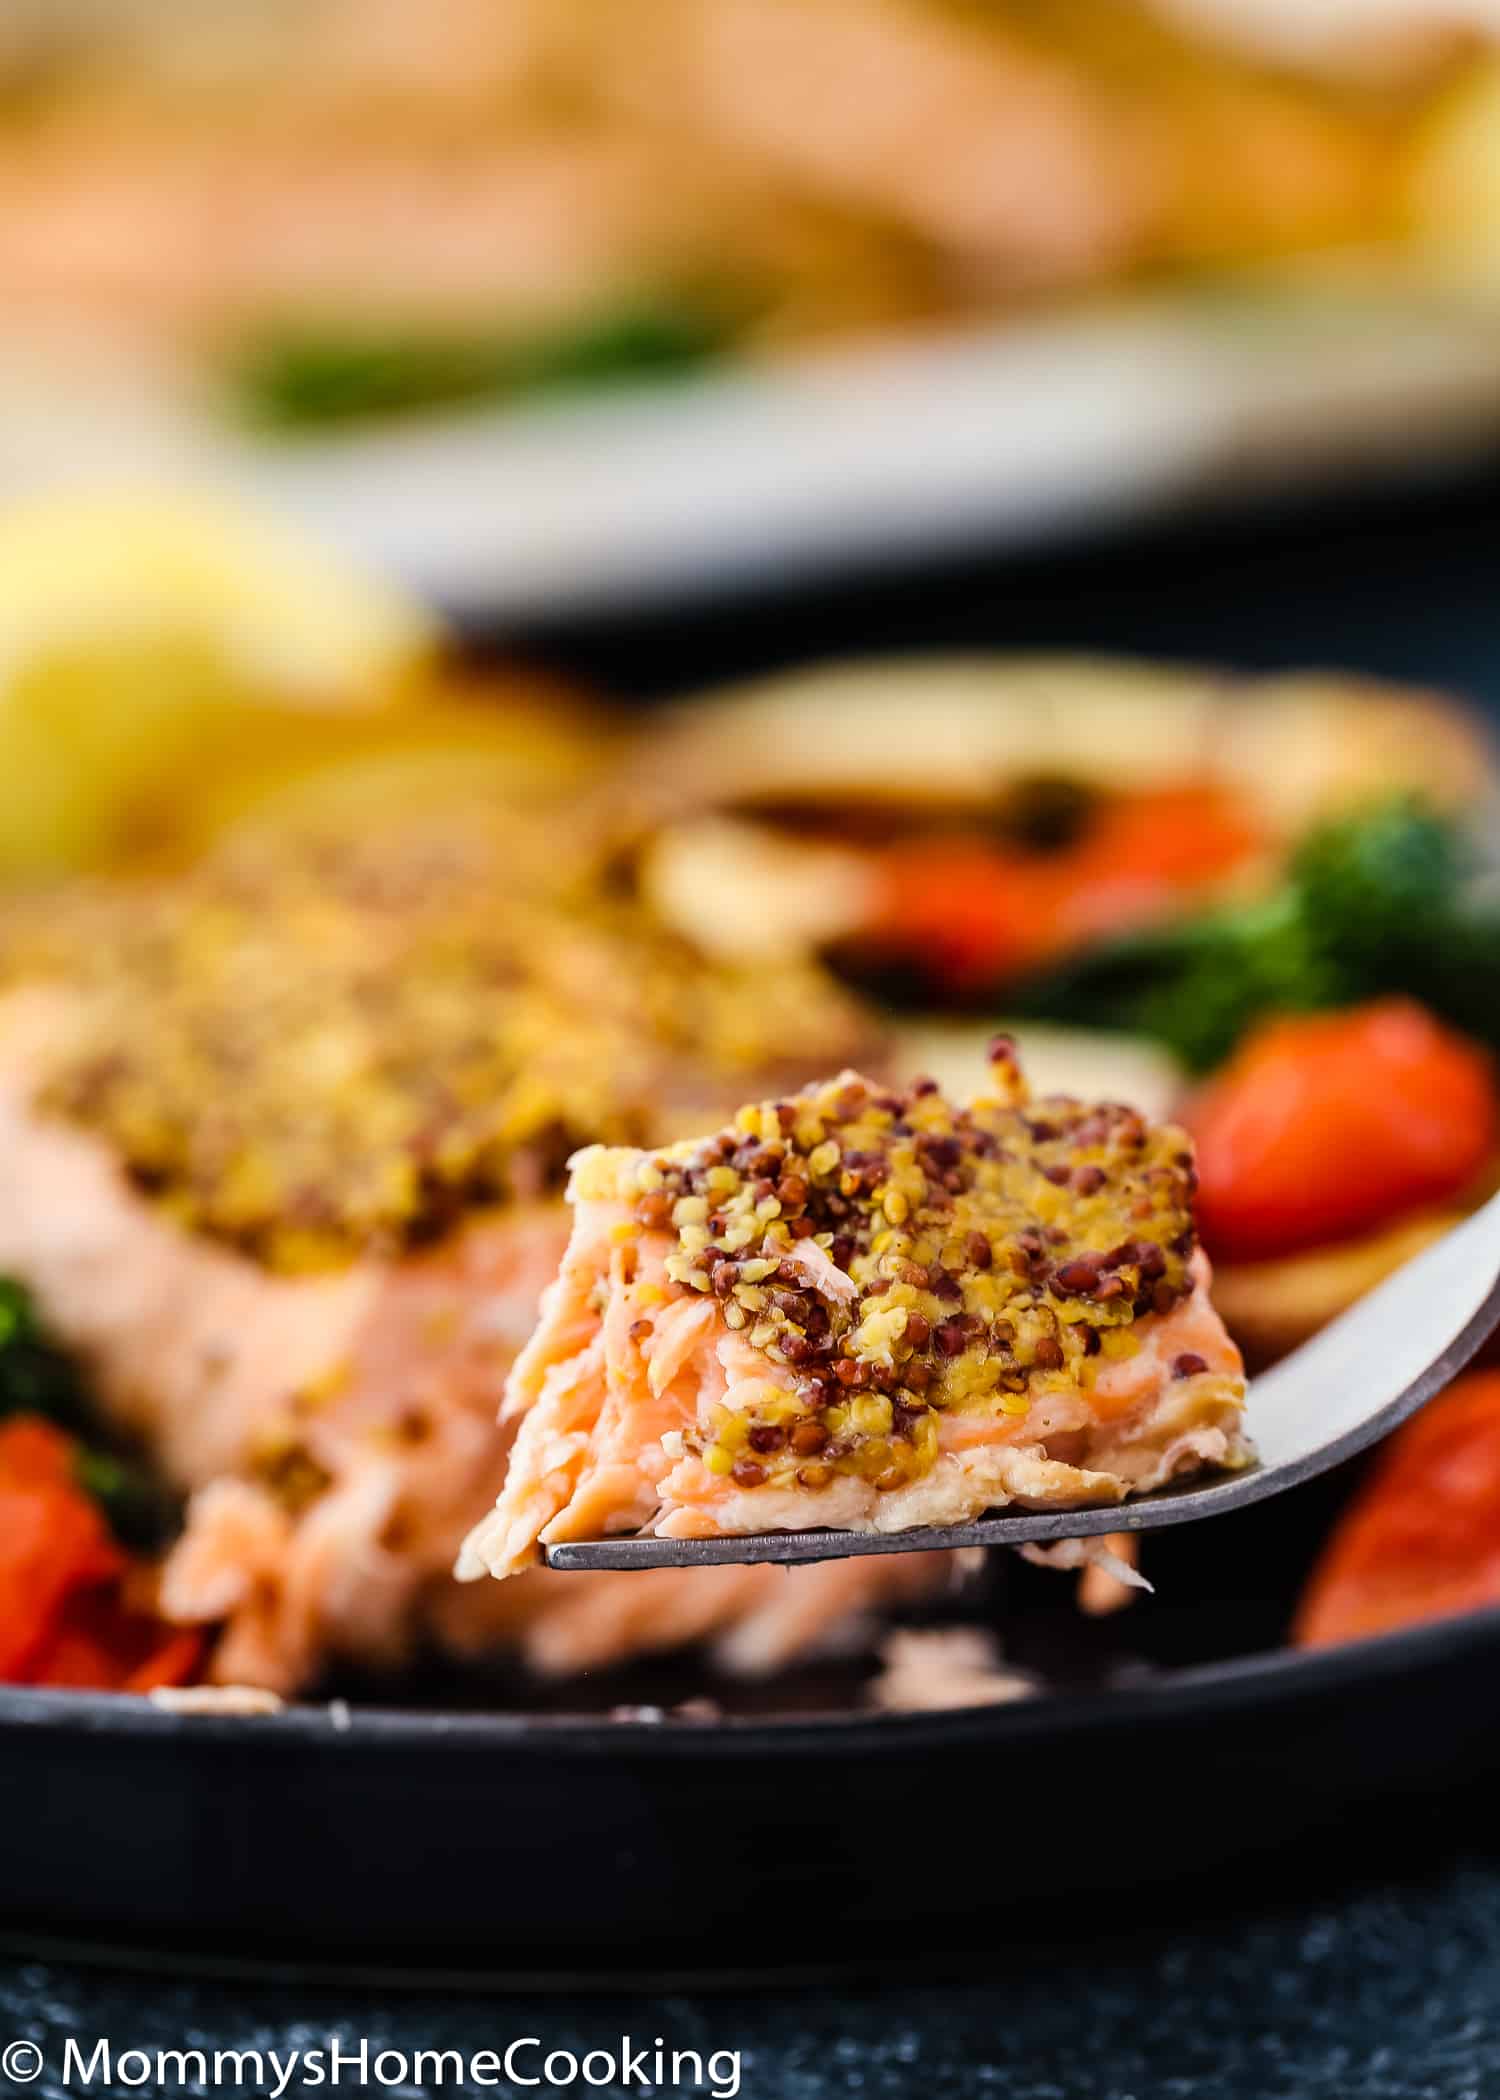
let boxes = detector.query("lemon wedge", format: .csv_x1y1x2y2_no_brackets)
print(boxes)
0,493,440,875
0,493,437,703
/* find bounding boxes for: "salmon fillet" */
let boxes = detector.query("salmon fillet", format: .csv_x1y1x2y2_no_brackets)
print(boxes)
588,0,1162,283
0,0,1134,363
0,0,1415,377
460,1041,1249,1577
0,989,953,1691
0,986,562,1688
0,819,946,1692
0,109,922,361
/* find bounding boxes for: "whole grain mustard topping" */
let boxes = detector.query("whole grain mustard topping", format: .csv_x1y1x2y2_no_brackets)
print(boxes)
582,1038,1205,1495
26,813,871,1271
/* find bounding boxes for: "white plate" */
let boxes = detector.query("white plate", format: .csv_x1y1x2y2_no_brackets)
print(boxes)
5,279,1500,622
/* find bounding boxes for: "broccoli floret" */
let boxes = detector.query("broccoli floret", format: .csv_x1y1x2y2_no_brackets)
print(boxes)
1291,801,1500,1043
1012,891,1336,1072
1290,799,1465,987
1127,895,1342,1073
1012,798,1500,1071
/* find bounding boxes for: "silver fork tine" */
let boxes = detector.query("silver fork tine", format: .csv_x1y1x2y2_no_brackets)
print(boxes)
543,1482,1226,1571
543,1189,1500,1574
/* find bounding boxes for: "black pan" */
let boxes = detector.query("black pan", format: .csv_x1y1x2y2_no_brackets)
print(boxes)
7,1459,1499,1972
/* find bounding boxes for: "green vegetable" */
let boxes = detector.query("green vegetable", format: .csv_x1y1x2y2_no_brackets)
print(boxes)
1010,799,1500,1072
0,1275,177,1547
0,1274,92,1433
235,297,738,431
1291,795,1466,977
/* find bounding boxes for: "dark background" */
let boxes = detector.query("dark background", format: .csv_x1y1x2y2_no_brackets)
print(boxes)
504,459,1500,710
7,465,1500,2098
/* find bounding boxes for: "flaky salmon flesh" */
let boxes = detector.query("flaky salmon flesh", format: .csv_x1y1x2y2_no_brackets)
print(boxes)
461,1051,1249,1579
0,988,951,1692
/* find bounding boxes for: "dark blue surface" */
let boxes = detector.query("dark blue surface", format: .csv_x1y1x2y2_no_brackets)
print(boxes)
8,469,1500,2094
7,1852,1500,2097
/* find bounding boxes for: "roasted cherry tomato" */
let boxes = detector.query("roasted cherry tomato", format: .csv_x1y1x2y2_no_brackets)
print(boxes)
0,1415,200,1691
1185,1000,1498,1264
870,784,1263,995
0,1418,123,1679
31,1587,204,1692
1296,1371,1500,1647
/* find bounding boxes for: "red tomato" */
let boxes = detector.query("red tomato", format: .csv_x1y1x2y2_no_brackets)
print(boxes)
121,1627,205,1693
30,1589,204,1692
1296,1371,1500,1647
0,1415,200,1691
870,784,1263,995
871,840,1056,989
0,1416,81,1490
1186,1000,1498,1264
0,1419,123,1679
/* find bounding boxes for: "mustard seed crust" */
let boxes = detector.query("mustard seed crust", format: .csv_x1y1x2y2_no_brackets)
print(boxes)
574,1038,1217,1496
16,813,873,1272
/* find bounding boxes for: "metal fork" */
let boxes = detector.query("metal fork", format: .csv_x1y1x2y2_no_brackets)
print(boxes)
545,1188,1500,1572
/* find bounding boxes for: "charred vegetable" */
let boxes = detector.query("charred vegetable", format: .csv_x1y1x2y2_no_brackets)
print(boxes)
1185,1000,1498,1263
1296,1371,1500,1648
0,1277,176,1550
1011,801,1500,1072
0,1416,201,1691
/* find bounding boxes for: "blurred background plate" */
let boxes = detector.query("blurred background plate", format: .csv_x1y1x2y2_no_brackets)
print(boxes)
7,279,1500,622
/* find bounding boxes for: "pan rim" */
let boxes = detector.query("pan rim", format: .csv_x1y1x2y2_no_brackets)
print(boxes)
2,1596,1496,1759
